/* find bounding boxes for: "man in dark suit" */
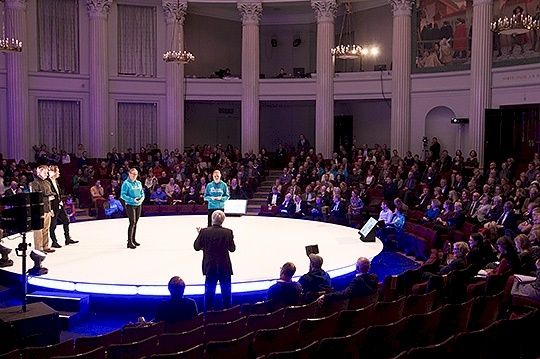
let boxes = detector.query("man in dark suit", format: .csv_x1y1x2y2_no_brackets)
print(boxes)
277,193,294,217
194,210,236,311
323,257,378,301
47,166,78,248
3,181,20,197
266,186,283,207
496,201,519,236
329,194,347,225
155,276,198,324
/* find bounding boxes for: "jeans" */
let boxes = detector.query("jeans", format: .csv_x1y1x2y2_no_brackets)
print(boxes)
204,273,232,311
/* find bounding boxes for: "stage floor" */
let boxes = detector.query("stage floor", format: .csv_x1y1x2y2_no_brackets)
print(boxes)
0,216,383,296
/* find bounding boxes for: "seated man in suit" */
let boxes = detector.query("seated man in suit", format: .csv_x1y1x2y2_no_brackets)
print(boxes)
267,262,303,311
329,194,347,225
322,257,378,302
277,193,294,217
267,186,283,208
155,276,198,324
291,194,308,219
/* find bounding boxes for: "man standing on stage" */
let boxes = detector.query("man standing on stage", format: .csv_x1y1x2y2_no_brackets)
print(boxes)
194,210,235,311
48,166,78,248
121,168,144,249
31,165,55,253
204,170,229,227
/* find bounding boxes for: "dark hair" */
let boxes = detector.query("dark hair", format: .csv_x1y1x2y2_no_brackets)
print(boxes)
168,276,186,298
496,236,520,271
281,262,296,279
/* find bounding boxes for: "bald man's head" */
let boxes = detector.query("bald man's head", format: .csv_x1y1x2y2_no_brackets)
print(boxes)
356,257,370,274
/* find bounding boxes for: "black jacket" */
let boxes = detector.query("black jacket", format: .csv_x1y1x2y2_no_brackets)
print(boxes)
194,225,236,276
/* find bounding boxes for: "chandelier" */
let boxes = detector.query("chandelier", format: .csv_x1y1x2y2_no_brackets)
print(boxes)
162,1,194,64
491,13,540,35
0,4,22,53
331,2,378,60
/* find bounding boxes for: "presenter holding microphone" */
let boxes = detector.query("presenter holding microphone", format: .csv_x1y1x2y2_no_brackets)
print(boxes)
204,170,229,227
121,168,145,249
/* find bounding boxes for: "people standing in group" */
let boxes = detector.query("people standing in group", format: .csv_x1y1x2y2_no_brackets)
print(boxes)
204,170,229,227
31,165,56,253
121,168,145,249
47,165,78,248
194,210,236,311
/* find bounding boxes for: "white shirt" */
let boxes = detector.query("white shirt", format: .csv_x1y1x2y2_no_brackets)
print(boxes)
378,208,393,224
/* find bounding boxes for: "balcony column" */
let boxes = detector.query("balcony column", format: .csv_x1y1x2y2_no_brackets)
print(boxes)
390,0,413,155
237,1,262,154
87,0,112,157
162,0,187,152
5,0,28,160
469,0,493,168
311,0,337,158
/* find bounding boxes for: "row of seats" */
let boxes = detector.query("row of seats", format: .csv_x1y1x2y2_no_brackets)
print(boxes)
0,290,511,359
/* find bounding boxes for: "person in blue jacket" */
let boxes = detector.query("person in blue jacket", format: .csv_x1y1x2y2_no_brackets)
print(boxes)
204,170,229,227
121,168,145,249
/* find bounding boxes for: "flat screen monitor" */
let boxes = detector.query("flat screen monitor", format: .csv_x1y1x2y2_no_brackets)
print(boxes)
359,217,378,242
224,199,247,215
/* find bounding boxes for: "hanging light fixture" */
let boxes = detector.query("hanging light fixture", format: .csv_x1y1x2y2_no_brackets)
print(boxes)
331,2,378,61
0,2,22,53
162,0,194,64
491,7,540,35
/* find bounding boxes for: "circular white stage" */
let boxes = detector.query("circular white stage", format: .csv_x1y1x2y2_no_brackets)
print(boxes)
0,216,383,296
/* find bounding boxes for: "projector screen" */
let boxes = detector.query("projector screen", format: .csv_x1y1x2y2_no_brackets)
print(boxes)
224,199,248,215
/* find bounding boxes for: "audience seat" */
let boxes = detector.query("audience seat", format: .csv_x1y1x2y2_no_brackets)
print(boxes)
164,313,204,334
319,295,349,316
405,335,454,359
403,291,437,316
437,299,474,341
241,300,272,316
247,308,285,332
74,329,122,353
452,322,497,359
0,350,21,359
50,346,106,359
22,339,75,359
297,312,339,347
157,326,204,354
371,297,406,326
337,304,376,336
204,317,248,343
364,316,409,358
205,332,254,359
148,344,204,359
122,321,165,343
252,322,300,358
468,292,502,331
282,301,319,326
404,307,443,347
265,340,318,359
205,305,242,325
347,291,378,310
316,328,366,359
106,335,158,359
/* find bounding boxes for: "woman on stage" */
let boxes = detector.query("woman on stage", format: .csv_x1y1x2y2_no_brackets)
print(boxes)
121,168,145,249
204,170,229,227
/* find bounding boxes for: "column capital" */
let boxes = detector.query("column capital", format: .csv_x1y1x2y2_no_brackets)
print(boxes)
162,0,187,25
237,2,262,25
472,0,492,6
3,0,27,11
87,0,113,19
389,0,413,16
311,0,337,23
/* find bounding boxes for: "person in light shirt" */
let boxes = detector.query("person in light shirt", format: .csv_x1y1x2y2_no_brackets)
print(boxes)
378,201,393,226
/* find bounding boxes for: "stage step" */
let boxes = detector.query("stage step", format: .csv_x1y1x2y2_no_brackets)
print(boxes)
26,291,90,317
58,311,83,329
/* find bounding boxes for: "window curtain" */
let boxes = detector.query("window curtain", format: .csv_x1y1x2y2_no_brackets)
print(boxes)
117,102,157,151
118,5,156,77
38,100,81,152
37,0,79,73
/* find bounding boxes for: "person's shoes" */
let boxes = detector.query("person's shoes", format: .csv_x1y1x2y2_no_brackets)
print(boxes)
51,242,62,248
0,259,13,267
127,242,136,249
43,248,56,253
133,240,140,246
65,238,79,245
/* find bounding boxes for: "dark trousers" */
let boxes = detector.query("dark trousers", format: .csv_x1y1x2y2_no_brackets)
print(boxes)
207,208,221,227
126,204,142,244
50,207,70,243
204,273,232,311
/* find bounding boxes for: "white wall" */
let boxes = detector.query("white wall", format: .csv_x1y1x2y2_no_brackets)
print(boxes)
184,101,241,147
335,100,391,148
260,101,315,151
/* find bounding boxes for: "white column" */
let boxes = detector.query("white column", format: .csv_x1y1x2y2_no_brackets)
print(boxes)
469,0,493,168
87,0,112,157
390,0,413,155
238,1,262,154
5,0,28,160
311,0,337,158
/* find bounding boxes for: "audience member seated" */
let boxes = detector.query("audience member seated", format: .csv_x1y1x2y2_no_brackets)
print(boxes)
277,193,294,217
467,233,497,271
298,254,332,295
482,236,521,276
155,276,198,324
515,234,536,275
184,187,199,204
323,257,378,302
267,262,303,311
229,178,248,199
379,205,405,246
291,194,308,219
90,180,105,205
511,259,540,302
329,194,347,225
64,196,77,222
310,196,326,221
422,199,441,223
150,186,168,205
104,194,124,219
377,201,393,227
267,186,283,208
